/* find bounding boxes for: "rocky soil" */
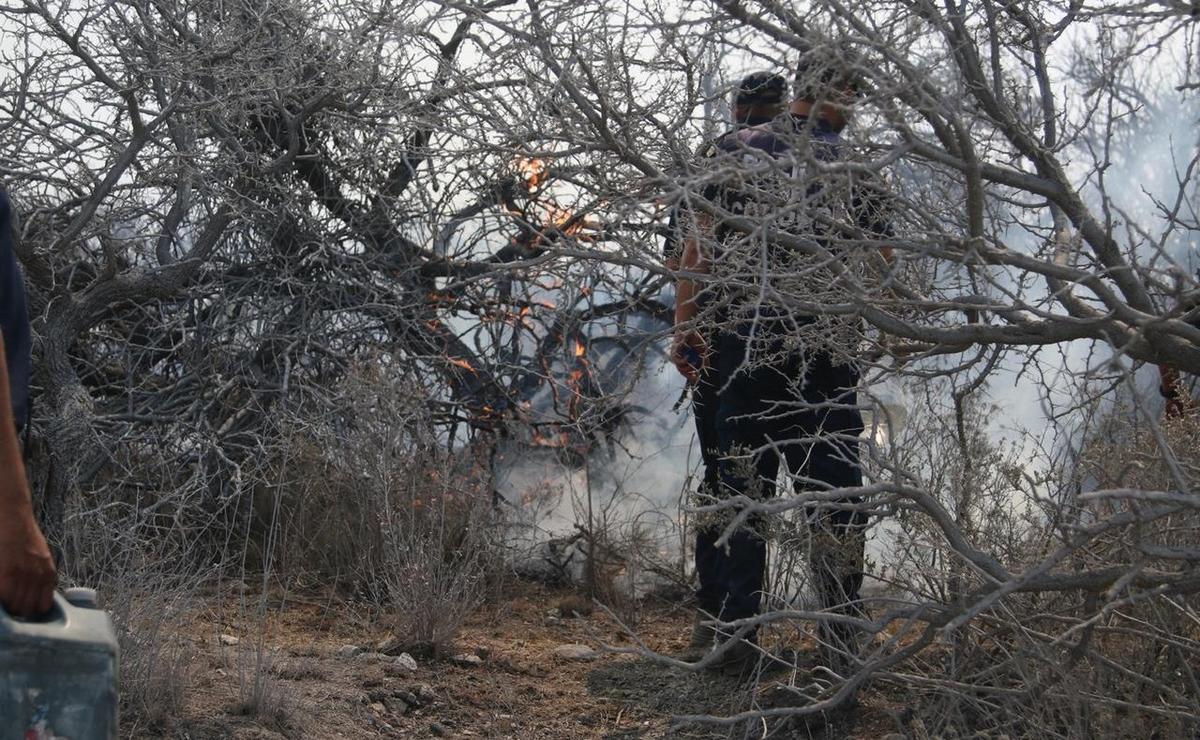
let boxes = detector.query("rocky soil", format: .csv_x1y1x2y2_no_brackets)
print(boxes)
138,582,898,739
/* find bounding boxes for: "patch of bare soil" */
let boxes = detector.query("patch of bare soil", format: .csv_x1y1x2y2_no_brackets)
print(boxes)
148,582,898,739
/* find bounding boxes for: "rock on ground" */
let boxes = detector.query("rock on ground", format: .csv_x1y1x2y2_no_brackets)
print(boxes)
394,652,418,672
552,643,600,661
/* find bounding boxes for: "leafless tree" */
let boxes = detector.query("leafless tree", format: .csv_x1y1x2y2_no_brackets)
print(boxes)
5,0,1200,734
481,0,1200,734
2,0,670,560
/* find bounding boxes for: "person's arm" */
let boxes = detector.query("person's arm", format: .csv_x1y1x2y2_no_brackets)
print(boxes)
662,203,681,272
0,334,55,618
670,211,712,383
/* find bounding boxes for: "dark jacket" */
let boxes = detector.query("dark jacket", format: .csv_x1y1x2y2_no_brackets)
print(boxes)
0,187,32,431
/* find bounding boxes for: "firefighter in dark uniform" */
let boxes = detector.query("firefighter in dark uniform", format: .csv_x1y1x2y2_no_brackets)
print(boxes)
664,73,789,659
672,51,891,672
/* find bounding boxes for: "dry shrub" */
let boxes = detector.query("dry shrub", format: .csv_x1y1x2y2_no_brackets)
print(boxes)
1078,404,1200,565
374,462,499,655
555,524,642,625
258,368,505,655
794,390,1200,739
56,463,214,736
580,517,690,623
1058,406,1200,737
108,571,203,735
234,641,296,732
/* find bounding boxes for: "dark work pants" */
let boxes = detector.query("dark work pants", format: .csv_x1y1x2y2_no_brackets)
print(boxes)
692,362,722,497
691,360,723,613
695,327,867,653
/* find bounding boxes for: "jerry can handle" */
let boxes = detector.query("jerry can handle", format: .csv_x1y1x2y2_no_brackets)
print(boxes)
1,591,68,624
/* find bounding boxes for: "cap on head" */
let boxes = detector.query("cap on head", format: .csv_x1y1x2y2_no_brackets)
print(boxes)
793,38,865,102
734,71,788,109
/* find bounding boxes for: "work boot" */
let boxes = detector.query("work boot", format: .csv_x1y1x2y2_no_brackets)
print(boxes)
708,636,760,677
677,612,716,662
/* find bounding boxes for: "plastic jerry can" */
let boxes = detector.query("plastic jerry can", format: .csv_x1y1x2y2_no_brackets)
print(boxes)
0,588,118,739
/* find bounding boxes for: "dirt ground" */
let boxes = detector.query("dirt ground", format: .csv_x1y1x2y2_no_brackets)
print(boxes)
148,582,899,740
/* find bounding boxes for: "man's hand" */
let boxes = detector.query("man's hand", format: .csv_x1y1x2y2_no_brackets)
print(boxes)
0,506,56,618
671,328,707,384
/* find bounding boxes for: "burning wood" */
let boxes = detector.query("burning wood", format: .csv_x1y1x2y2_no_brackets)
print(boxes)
504,157,602,248
515,156,548,190
546,203,601,240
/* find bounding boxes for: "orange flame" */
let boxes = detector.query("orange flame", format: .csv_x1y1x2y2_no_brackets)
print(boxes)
548,204,581,235
449,357,475,373
516,157,548,189
573,341,586,358
530,427,573,449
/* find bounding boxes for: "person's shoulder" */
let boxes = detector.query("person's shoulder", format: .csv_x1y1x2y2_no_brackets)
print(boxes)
699,123,789,161
695,128,738,160
737,120,796,158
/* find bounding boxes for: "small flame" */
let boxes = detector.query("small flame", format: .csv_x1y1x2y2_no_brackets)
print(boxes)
516,157,548,189
573,341,586,358
449,357,475,373
530,427,573,449
546,204,602,240
548,204,582,235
